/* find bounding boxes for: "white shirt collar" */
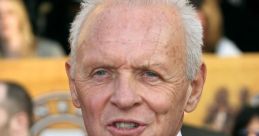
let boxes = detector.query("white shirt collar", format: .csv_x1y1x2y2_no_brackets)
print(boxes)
176,131,182,136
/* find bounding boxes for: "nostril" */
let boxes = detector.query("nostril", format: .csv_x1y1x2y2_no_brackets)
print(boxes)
110,90,142,109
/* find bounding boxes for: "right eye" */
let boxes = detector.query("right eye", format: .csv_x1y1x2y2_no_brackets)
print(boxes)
91,68,112,82
94,69,108,76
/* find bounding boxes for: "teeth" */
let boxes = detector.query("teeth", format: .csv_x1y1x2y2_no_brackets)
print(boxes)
115,122,138,129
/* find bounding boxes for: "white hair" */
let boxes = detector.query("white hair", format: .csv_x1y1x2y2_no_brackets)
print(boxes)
69,0,203,80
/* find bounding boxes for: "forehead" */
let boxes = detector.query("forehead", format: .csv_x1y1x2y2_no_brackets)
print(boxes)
75,2,186,70
0,1,12,9
78,2,185,48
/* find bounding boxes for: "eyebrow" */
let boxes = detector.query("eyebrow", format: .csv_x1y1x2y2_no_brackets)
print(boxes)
82,56,168,71
134,62,171,76
132,62,162,69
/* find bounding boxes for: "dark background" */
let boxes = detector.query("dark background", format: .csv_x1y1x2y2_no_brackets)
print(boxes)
22,0,259,55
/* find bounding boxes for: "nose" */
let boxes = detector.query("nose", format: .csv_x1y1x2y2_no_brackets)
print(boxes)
110,74,142,110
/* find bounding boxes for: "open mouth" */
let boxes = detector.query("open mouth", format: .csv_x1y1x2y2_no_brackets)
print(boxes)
113,122,140,129
107,120,146,135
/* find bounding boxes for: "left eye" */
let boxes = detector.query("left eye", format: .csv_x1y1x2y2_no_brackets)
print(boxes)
142,70,161,83
143,71,159,77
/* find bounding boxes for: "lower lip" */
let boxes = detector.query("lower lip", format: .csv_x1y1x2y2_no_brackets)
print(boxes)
107,125,146,136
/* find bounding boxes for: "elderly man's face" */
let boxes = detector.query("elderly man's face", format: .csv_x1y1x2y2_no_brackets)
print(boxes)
66,3,205,136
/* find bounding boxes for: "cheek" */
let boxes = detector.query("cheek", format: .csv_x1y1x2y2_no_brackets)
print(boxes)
141,83,188,114
0,109,8,127
2,15,13,24
1,17,20,35
76,83,112,122
10,17,19,27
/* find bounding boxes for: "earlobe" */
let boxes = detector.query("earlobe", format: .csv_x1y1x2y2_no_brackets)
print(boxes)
185,63,207,113
65,61,81,108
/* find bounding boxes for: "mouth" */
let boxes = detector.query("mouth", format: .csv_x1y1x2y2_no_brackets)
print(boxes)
107,120,146,135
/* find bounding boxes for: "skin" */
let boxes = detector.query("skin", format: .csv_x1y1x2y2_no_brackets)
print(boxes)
200,0,222,52
66,2,206,136
0,0,25,58
0,109,9,136
0,83,30,136
0,83,10,136
247,117,259,136
0,0,20,40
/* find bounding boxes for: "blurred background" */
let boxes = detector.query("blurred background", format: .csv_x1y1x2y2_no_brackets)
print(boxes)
0,0,258,136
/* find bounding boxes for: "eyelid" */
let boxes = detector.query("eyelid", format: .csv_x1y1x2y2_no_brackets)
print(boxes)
90,67,116,77
143,70,158,77
92,67,108,72
141,69,164,80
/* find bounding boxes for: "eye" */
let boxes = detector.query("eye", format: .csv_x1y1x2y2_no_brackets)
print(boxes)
94,69,108,76
142,70,161,83
144,71,158,77
91,68,112,82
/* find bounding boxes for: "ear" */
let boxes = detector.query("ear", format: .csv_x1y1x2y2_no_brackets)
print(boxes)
185,62,207,113
9,112,29,133
65,60,81,108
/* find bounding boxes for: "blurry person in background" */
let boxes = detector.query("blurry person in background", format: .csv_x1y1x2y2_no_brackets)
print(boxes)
190,0,242,57
204,87,235,134
0,0,64,58
239,87,250,108
250,95,259,108
35,0,81,55
232,106,259,136
0,81,33,136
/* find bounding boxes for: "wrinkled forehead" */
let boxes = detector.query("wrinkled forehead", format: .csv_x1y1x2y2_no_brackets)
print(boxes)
77,1,185,48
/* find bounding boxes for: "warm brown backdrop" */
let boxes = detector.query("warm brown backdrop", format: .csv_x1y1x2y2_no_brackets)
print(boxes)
0,54,259,127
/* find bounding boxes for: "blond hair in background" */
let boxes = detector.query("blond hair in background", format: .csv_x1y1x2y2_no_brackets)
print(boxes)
0,0,35,57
